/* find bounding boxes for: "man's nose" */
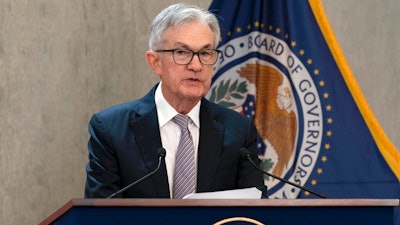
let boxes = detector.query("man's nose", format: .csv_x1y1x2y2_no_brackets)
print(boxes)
187,53,203,69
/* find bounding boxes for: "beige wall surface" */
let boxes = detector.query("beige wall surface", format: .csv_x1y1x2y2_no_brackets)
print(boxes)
0,0,398,224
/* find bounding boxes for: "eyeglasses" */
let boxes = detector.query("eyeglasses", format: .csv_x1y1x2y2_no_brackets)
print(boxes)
155,49,221,65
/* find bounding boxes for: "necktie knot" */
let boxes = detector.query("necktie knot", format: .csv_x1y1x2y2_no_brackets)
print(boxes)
173,114,189,131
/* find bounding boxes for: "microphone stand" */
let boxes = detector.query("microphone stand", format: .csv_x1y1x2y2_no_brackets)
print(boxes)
107,148,166,199
242,148,327,199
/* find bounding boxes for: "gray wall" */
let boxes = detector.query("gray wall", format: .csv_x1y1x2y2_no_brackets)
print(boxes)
0,1,398,224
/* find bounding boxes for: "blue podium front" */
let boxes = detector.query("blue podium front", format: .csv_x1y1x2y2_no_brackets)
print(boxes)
40,198,399,225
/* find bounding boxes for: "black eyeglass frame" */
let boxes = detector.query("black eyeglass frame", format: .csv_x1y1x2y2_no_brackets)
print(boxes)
155,49,221,65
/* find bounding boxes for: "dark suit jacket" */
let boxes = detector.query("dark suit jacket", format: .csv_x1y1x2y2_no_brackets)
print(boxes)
85,84,264,198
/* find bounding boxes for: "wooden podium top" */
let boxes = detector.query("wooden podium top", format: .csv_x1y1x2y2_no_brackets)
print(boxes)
67,198,399,207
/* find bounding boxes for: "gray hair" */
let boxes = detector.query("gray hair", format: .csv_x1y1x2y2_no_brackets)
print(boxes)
148,3,220,50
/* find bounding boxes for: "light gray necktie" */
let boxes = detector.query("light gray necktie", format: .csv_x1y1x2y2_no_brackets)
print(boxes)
172,114,196,199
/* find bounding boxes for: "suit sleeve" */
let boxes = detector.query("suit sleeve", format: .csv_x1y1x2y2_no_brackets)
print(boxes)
84,113,121,198
237,118,265,189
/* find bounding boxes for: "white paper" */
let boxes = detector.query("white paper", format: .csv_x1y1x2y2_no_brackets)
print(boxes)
183,187,262,199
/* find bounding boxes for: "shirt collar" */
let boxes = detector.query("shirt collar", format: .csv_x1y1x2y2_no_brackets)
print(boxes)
155,82,200,128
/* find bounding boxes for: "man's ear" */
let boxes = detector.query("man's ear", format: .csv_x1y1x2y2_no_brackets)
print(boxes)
145,51,162,75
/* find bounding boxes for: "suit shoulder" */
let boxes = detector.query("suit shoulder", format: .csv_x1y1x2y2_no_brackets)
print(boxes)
94,100,139,119
93,85,157,120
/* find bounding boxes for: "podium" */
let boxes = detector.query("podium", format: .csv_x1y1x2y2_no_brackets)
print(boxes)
40,198,399,225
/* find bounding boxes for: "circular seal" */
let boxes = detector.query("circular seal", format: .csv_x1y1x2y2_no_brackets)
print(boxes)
213,217,264,225
207,31,323,198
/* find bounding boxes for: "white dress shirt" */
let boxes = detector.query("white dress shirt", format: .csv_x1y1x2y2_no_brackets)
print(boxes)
155,83,200,198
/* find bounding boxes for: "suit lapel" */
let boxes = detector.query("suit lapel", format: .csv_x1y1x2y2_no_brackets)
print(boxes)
197,99,225,192
130,86,170,198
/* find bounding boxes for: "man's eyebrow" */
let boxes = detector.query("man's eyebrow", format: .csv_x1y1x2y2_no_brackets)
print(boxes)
173,42,213,50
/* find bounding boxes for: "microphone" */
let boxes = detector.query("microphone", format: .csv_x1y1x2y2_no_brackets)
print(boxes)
107,147,166,199
240,148,327,199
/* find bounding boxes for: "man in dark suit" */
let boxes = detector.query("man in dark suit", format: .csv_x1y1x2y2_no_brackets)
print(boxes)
85,3,264,198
